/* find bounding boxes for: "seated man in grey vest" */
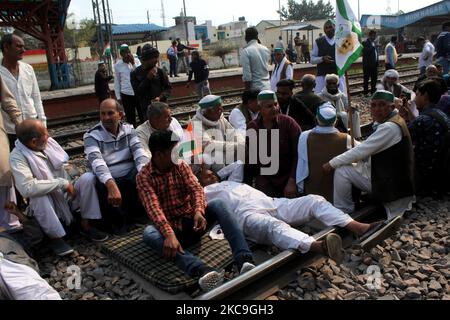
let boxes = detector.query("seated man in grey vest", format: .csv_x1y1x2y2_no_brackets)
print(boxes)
229,89,260,134
323,91,416,221
0,233,61,300
317,74,361,138
10,120,107,257
297,102,354,203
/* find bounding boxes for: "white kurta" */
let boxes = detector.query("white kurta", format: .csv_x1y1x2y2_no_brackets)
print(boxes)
0,253,61,300
270,57,294,91
329,119,415,219
9,148,102,238
229,108,259,135
310,36,347,94
204,181,353,253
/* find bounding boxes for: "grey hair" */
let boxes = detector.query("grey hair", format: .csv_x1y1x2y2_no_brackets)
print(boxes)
115,100,124,112
426,64,437,72
147,102,170,120
325,73,339,84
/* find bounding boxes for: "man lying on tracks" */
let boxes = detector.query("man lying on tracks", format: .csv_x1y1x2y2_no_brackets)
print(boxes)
199,166,379,265
323,90,416,221
84,99,149,236
137,130,255,292
9,119,108,256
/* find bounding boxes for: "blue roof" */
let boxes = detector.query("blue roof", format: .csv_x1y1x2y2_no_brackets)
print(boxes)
112,24,167,35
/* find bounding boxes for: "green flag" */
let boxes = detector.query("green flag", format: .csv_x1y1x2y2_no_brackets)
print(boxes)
335,0,363,77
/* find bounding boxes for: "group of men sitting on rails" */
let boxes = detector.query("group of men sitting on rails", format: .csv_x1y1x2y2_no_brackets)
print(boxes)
1,65,449,296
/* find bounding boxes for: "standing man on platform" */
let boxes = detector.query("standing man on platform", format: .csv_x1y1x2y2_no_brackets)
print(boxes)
270,48,294,91
294,32,303,64
311,20,346,94
176,38,195,76
0,34,46,148
417,37,435,75
434,22,450,75
240,27,271,91
114,44,141,127
95,61,113,105
385,36,398,71
362,30,379,97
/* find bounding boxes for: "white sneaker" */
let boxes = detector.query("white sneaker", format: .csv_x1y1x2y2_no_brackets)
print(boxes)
198,270,224,292
240,262,256,274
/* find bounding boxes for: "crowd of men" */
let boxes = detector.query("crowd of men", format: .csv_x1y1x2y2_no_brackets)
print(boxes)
1,19,449,299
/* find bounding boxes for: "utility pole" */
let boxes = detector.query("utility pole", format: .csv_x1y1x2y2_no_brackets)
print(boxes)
183,0,189,41
358,0,360,21
279,0,282,37
147,10,150,24
161,0,166,27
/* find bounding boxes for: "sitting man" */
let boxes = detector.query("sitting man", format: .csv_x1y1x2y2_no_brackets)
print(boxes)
276,79,317,131
137,130,255,292
200,167,380,264
190,95,245,174
245,90,301,198
0,233,61,300
378,69,418,118
407,80,450,195
297,102,354,202
229,89,260,134
136,102,183,158
84,99,149,235
292,74,325,131
323,91,416,220
317,74,361,138
10,120,107,257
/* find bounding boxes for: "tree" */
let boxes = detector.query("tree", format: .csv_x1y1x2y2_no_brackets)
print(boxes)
279,0,335,22
64,16,96,49
210,41,238,68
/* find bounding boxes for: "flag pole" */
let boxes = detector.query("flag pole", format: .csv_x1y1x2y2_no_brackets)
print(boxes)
345,71,355,148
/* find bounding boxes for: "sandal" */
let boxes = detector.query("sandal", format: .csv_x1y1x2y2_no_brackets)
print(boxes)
322,233,345,264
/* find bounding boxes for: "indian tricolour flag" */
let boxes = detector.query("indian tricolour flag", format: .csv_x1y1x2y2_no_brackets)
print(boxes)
335,0,363,77
178,121,202,160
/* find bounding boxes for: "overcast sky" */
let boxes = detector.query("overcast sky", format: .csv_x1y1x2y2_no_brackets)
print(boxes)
69,0,443,27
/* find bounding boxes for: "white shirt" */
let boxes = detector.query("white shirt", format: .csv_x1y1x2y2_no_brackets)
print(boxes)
418,41,435,69
204,181,278,230
240,40,271,91
135,118,184,158
0,61,46,134
114,58,141,100
229,107,259,134
311,36,335,65
270,57,294,91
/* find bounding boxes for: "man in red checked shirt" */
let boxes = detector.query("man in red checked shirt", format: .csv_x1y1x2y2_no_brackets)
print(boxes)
136,130,255,292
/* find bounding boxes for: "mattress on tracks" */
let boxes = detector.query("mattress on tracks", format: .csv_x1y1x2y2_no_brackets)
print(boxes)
101,226,235,294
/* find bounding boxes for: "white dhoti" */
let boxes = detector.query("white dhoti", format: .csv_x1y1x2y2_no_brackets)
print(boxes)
0,186,20,230
30,172,102,239
0,254,61,300
243,194,353,253
314,75,347,95
333,165,415,220
71,172,102,220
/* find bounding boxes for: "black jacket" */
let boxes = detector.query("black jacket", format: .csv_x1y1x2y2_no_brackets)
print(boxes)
362,39,378,67
94,70,113,99
131,66,172,110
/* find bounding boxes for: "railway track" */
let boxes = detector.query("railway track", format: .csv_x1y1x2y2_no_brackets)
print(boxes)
51,67,419,156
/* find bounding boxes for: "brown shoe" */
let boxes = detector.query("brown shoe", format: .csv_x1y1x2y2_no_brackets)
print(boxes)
322,233,344,264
